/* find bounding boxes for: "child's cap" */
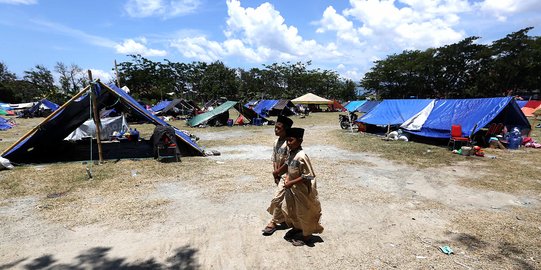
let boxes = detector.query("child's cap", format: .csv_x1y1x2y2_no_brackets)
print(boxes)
277,115,293,128
286,127,304,139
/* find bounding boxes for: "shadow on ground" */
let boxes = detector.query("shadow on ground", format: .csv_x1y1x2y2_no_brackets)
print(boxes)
0,245,199,270
451,233,538,270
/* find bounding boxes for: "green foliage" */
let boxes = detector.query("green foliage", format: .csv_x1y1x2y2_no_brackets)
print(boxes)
117,57,358,103
361,27,541,99
55,62,86,96
23,65,64,103
0,62,17,102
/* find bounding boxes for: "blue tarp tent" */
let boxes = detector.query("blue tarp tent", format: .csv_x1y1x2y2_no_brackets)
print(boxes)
356,101,381,113
516,100,528,108
151,100,171,112
40,99,59,111
23,99,59,117
1,82,205,164
245,100,258,107
344,101,366,112
0,116,13,130
252,100,279,117
405,97,530,138
0,103,13,111
357,99,434,126
187,101,265,127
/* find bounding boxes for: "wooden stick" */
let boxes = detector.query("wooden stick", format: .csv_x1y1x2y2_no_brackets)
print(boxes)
1,85,92,156
114,60,121,87
88,70,103,163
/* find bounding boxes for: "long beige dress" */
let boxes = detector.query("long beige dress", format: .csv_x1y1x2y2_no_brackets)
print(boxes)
281,147,323,236
267,138,288,223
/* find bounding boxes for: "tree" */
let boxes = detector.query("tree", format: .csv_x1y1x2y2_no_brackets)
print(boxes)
360,28,540,98
23,65,60,102
199,61,239,100
0,62,17,102
55,62,86,95
489,27,539,96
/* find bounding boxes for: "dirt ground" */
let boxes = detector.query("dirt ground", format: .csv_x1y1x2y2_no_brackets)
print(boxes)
1,118,540,269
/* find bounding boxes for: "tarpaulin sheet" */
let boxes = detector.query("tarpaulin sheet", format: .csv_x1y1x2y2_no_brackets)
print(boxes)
187,101,238,127
0,116,13,130
356,101,380,113
406,97,530,138
2,83,204,163
521,100,541,117
357,99,434,126
344,101,366,112
516,100,528,108
151,100,171,112
40,99,59,111
252,100,279,116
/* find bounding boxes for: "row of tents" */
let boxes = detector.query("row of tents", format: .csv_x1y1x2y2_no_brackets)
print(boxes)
185,93,346,127
1,82,206,165
0,99,60,118
1,87,349,165
351,97,532,140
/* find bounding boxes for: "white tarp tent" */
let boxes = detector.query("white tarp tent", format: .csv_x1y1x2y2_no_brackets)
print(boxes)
64,115,129,141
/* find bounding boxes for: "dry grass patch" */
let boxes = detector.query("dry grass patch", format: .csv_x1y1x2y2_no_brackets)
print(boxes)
457,149,541,194
451,208,541,269
334,129,463,168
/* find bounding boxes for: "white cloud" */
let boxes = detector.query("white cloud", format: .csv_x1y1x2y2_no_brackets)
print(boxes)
170,0,341,66
89,69,114,83
170,36,224,62
316,6,362,45
477,0,541,21
0,0,36,4
124,0,200,18
31,19,167,57
115,38,167,57
341,0,470,49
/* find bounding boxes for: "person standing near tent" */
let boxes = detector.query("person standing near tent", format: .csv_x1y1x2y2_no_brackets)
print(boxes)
281,127,323,246
262,115,293,236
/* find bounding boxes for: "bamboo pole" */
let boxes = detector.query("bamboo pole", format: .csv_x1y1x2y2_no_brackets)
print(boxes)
348,112,354,133
88,70,104,163
114,60,121,87
1,85,92,156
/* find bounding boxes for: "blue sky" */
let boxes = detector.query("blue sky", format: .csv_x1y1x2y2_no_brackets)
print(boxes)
1,0,540,82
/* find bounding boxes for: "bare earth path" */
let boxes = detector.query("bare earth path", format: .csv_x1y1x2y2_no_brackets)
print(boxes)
1,122,539,269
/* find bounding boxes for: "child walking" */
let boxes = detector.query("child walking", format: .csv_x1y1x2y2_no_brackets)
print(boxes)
281,127,323,246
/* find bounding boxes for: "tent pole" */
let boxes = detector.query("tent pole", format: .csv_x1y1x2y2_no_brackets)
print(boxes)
88,70,104,163
114,60,121,87
1,85,92,156
348,112,354,133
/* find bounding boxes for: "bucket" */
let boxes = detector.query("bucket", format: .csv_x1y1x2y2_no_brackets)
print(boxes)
508,136,522,150
227,119,234,127
460,146,472,156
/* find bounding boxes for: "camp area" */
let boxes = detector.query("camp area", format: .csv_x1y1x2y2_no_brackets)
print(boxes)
1,109,540,269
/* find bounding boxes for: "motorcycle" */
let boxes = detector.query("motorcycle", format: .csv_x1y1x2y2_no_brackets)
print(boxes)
339,112,358,129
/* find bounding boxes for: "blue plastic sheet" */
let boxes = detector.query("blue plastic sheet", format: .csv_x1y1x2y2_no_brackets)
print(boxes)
406,97,530,138
357,99,434,126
